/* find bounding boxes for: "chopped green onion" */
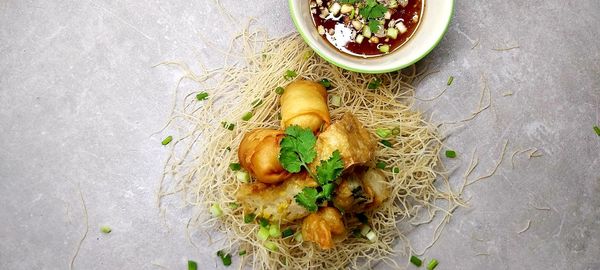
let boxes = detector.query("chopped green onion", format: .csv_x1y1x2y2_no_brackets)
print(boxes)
294,232,303,242
275,86,285,95
221,122,235,130
161,136,173,145
100,226,111,234
251,99,263,108
269,225,281,238
229,163,242,171
319,78,332,89
410,255,422,267
284,70,297,80
228,202,239,209
392,167,400,174
281,228,294,238
236,171,250,183
238,250,247,256
243,213,256,223
380,140,392,148
216,250,232,266
264,241,278,251
445,150,457,158
365,230,377,242
330,95,342,107
378,44,390,53
427,259,439,270
196,92,209,101
447,76,454,86
360,224,371,237
226,146,231,151
188,260,198,270
241,112,253,121
392,127,400,135
257,226,270,241
368,79,381,89
356,213,368,224
210,203,223,218
594,125,600,136
375,161,386,169
258,217,270,228
376,128,392,138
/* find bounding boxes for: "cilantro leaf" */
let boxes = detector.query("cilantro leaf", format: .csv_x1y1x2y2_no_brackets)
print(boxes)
279,125,317,173
368,20,380,34
295,187,319,212
369,4,387,18
316,150,344,185
360,1,388,20
320,183,336,201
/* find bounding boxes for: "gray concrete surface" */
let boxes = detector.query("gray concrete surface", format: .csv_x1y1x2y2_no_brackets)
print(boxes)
1,0,599,269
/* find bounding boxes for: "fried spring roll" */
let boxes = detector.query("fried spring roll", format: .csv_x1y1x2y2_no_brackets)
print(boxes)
238,129,291,184
280,80,330,133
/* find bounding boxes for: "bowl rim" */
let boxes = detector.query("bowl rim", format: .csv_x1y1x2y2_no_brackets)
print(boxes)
288,0,455,74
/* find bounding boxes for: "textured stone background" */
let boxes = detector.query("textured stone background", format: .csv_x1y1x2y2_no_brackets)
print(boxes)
1,0,599,269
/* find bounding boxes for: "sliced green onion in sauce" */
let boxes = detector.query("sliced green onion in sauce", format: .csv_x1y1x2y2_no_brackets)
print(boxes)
161,136,173,145
196,92,209,101
410,255,422,267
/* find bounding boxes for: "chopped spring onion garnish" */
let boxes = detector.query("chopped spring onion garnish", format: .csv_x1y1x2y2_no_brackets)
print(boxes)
447,76,454,86
161,136,173,145
258,217,270,228
264,241,278,251
376,128,392,138
235,171,250,183
196,92,209,101
221,122,235,130
238,250,247,256
100,226,111,234
210,203,223,218
243,213,256,223
375,161,386,169
228,203,239,209
410,255,422,267
229,163,242,171
226,146,231,151
241,112,253,121
445,150,457,158
330,95,342,107
365,230,377,242
427,259,439,270
269,225,281,238
251,99,263,108
294,232,303,242
319,78,332,89
368,79,381,89
392,167,400,174
281,228,294,238
356,213,368,224
188,260,198,270
594,126,600,136
275,86,285,95
360,224,371,237
257,226,270,241
380,140,392,148
284,70,297,80
216,250,232,266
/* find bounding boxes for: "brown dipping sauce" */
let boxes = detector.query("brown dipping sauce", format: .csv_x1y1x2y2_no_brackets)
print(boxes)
311,0,423,57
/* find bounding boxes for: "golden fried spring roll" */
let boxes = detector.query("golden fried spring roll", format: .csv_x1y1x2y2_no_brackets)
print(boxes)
333,167,390,213
280,80,330,133
238,129,291,184
301,207,345,249
310,113,376,172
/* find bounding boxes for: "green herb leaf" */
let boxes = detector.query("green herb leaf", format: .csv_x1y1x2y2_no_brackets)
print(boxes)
320,183,336,200
196,92,209,101
295,187,319,212
188,260,198,270
279,126,317,173
368,20,380,33
161,136,173,145
315,150,344,185
445,150,457,158
410,255,422,267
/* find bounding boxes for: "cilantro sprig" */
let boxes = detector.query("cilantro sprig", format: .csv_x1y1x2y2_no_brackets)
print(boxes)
279,126,345,212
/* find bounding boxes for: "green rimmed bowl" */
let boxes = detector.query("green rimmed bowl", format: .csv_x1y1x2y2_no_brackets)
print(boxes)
288,0,454,74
